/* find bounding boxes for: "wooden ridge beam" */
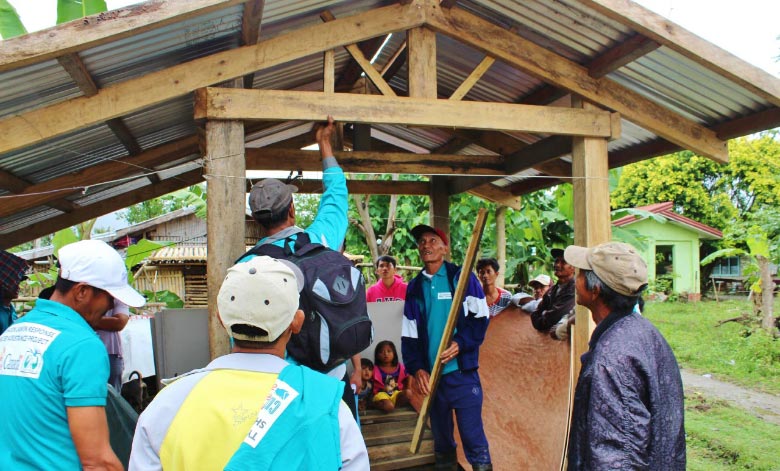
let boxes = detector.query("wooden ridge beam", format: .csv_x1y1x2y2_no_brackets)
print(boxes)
0,0,252,72
0,1,428,155
579,0,780,107
0,170,204,250
426,4,727,162
246,148,504,175
195,88,617,137
0,136,200,218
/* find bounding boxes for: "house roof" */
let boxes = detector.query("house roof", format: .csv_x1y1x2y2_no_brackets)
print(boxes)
1,0,778,249
612,201,723,239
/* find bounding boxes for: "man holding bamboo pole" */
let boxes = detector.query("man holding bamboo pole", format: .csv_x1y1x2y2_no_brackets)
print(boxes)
402,224,492,471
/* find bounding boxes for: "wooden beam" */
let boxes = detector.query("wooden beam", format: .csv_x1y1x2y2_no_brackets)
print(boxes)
336,36,388,91
587,33,660,78
0,170,203,250
0,0,252,72
204,120,245,360
246,148,504,175
0,170,31,194
425,5,728,162
284,179,429,195
467,183,522,210
240,0,266,88
57,53,99,96
449,56,495,101
0,2,428,155
105,118,143,155
320,11,396,97
0,136,199,218
579,0,780,107
407,27,437,99
496,205,507,287
195,88,616,137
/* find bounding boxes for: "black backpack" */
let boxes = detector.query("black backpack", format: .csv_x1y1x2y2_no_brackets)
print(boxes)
238,233,373,372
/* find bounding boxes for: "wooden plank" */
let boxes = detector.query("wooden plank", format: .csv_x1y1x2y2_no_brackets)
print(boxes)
449,55,495,101
195,88,615,137
0,170,203,250
425,5,728,162
0,169,31,193
320,11,396,97
407,26,437,99
579,0,780,107
246,147,504,175
410,208,488,453
496,205,507,288
204,120,245,360
0,0,251,72
0,136,199,218
0,2,427,155
105,118,143,155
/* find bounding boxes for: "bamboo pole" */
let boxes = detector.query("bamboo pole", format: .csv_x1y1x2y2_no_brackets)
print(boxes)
410,207,488,453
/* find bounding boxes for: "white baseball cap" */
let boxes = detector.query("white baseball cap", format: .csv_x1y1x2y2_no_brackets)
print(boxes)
529,274,552,287
218,256,302,342
58,240,146,307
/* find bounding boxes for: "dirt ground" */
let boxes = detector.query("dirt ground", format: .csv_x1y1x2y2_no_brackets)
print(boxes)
680,369,780,426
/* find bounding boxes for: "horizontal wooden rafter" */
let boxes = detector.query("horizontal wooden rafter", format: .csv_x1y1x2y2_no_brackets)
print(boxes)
195,88,618,137
0,2,427,155
425,4,728,162
467,184,522,210
0,0,251,72
246,148,505,175
0,170,204,250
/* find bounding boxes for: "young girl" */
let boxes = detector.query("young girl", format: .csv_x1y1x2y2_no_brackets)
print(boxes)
371,340,410,413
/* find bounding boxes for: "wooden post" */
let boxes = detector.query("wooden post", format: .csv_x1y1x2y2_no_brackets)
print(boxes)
562,97,611,468
204,118,246,360
429,176,450,253
410,208,488,453
496,205,507,288
407,26,437,99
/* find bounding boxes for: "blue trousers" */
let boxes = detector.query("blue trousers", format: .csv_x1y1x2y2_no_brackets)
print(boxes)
108,354,124,392
430,369,491,465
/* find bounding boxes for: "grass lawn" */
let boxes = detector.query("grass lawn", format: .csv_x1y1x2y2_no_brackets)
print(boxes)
685,394,780,470
643,298,780,469
644,298,780,394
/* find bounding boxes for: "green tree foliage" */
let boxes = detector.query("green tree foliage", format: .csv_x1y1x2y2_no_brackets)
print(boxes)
56,0,106,24
0,0,26,38
119,184,206,224
611,133,780,231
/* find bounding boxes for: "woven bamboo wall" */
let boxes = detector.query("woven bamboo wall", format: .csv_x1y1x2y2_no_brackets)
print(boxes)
134,266,185,299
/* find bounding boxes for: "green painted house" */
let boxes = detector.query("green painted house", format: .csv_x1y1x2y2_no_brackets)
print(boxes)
613,202,722,299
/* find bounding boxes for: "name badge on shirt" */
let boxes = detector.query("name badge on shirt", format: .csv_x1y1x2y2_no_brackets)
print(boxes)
437,292,452,300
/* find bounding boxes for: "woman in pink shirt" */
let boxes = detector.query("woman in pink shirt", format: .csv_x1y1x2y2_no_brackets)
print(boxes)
366,255,407,302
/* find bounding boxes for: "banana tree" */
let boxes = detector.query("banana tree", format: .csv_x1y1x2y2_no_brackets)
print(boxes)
701,226,776,333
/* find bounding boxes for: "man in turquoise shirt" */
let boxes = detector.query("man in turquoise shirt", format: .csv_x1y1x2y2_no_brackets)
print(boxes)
241,116,363,419
0,240,146,470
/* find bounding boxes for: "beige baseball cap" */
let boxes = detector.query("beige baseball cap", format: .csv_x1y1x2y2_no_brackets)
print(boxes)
563,242,648,296
58,240,146,307
217,256,302,342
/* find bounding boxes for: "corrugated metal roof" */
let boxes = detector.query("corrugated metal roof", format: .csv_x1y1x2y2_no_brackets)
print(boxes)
0,0,777,246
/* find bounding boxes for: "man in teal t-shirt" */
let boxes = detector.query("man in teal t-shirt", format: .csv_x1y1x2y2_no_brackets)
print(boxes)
0,240,146,470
